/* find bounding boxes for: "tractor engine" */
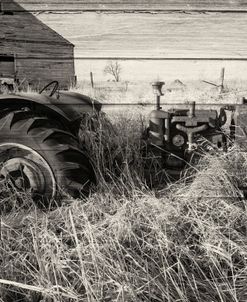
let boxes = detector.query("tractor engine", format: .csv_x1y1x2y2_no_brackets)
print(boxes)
146,82,227,181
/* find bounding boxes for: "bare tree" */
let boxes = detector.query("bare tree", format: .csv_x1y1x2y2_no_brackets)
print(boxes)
104,61,122,82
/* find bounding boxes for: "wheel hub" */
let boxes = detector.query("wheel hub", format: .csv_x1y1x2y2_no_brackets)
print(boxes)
0,158,46,194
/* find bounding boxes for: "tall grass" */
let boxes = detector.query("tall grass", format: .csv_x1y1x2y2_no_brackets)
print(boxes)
1,112,247,301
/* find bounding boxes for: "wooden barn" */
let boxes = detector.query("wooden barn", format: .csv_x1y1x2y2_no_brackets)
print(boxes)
0,0,76,89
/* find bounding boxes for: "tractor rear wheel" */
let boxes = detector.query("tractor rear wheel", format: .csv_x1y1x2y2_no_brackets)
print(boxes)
0,110,95,205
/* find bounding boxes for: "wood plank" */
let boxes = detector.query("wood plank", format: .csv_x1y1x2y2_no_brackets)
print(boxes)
0,59,15,77
36,12,247,59
13,0,247,12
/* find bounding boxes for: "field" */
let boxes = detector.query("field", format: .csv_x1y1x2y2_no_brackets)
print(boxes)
73,79,247,104
1,82,247,301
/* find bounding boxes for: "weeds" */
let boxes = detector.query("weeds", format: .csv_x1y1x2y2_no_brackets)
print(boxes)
1,111,247,301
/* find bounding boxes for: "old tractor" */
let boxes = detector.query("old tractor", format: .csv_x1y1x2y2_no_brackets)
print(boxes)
145,81,246,184
0,80,246,202
0,81,101,203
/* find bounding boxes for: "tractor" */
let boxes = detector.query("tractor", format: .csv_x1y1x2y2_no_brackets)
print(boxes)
0,80,246,202
145,81,247,184
0,81,101,203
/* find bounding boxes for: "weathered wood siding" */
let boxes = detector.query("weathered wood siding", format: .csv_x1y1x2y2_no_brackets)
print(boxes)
14,0,247,12
0,56,15,77
33,7,247,81
0,39,75,87
0,0,75,88
39,12,247,59
3,0,247,82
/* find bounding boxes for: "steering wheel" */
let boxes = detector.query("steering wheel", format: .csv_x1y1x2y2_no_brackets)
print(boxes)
39,81,59,97
218,107,227,127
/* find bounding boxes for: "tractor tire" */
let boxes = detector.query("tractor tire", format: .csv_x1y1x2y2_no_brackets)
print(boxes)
0,109,96,205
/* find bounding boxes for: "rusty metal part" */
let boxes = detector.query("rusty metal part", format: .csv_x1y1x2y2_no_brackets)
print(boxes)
149,109,169,146
0,158,46,193
172,110,218,127
188,102,196,118
152,81,165,110
152,81,165,96
176,124,208,151
0,90,102,124
0,143,56,197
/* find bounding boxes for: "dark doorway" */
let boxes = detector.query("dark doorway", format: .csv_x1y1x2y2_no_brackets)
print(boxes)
0,55,15,78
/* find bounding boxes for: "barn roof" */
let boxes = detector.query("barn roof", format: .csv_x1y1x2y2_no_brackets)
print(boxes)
0,0,73,46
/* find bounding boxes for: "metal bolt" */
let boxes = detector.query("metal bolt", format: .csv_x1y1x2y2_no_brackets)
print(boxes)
14,177,25,189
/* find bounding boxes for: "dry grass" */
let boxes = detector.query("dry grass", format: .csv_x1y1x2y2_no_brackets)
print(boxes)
0,109,247,301
1,79,247,301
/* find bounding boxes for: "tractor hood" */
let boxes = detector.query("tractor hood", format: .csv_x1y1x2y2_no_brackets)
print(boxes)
0,91,102,122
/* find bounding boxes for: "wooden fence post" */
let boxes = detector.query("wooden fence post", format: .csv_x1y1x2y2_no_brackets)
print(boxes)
90,71,94,88
219,67,225,93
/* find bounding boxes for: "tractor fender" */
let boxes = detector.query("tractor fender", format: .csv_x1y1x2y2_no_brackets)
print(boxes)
0,91,102,124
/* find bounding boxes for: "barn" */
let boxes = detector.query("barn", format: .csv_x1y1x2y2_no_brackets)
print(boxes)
0,0,76,90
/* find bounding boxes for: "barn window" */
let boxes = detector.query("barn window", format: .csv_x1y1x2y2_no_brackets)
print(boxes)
0,55,15,78
0,1,14,15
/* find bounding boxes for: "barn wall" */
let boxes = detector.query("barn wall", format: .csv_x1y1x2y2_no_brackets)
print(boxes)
15,0,247,12
0,0,75,89
0,40,75,88
38,12,247,59
35,11,247,82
